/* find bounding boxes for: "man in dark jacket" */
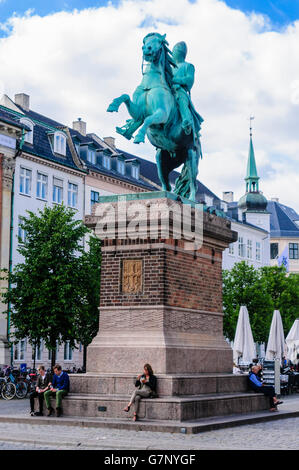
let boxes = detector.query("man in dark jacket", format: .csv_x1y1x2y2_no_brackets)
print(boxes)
44,364,70,417
248,365,283,411
29,365,51,416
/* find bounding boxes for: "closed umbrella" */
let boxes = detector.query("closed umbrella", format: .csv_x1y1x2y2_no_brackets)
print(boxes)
265,310,286,361
286,318,299,365
233,305,256,364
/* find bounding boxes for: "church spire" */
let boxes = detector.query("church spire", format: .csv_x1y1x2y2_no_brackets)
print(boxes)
245,116,259,192
238,117,268,213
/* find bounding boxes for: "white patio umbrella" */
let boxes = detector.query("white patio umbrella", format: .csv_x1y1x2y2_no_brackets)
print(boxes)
233,305,256,364
265,310,286,361
286,318,299,365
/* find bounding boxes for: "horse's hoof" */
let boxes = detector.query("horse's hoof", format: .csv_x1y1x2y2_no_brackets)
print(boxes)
107,104,118,113
134,134,145,144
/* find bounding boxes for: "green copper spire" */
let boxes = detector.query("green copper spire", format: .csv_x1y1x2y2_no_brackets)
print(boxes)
245,117,259,192
238,117,268,213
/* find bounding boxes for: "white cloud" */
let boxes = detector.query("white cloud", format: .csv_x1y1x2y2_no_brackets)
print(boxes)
0,0,298,211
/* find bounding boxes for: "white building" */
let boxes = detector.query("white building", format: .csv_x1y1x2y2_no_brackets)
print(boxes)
222,129,270,270
0,93,86,369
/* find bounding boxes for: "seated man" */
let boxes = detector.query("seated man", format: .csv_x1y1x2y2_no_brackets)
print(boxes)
248,365,283,411
29,365,51,416
44,364,70,417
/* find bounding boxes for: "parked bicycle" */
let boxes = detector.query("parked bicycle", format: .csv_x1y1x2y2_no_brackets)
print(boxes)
6,368,28,399
0,377,16,400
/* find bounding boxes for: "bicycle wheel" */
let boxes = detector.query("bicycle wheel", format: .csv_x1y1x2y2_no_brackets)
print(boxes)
2,382,16,400
15,381,28,399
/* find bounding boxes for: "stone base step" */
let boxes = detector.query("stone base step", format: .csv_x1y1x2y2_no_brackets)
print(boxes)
69,372,250,397
48,392,269,421
3,406,298,435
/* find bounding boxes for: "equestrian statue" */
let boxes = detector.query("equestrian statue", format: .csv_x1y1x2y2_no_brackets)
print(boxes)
107,33,204,201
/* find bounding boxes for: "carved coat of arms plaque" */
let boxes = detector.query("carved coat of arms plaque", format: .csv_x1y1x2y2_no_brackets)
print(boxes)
122,259,143,294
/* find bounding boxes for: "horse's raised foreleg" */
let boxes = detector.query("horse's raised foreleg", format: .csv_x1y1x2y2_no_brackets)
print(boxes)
134,108,168,144
107,94,140,121
107,94,130,113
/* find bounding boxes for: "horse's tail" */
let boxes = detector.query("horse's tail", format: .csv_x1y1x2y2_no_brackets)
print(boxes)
174,141,201,199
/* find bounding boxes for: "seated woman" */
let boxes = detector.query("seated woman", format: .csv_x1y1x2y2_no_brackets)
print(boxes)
248,365,283,411
123,363,157,421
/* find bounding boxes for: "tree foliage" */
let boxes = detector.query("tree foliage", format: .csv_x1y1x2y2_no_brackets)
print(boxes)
1,204,101,366
223,261,299,343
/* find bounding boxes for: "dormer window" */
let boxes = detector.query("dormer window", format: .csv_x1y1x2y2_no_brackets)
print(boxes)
103,154,111,170
131,165,139,179
117,159,125,175
87,149,96,165
54,132,66,156
20,118,34,144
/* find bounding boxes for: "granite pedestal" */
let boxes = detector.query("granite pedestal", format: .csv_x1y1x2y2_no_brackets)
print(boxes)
64,192,269,423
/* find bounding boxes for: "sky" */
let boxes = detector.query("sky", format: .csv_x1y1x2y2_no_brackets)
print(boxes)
0,0,299,212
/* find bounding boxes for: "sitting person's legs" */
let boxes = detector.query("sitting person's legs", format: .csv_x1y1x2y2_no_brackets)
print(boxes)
55,389,68,415
29,390,39,415
44,389,55,415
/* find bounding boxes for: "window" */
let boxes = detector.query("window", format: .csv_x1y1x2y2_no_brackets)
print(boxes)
20,167,32,195
204,195,214,207
103,154,111,169
117,159,125,175
247,240,253,259
228,243,234,255
33,340,43,361
20,118,34,145
91,190,99,208
36,172,48,199
14,339,26,361
18,216,27,243
256,242,261,261
131,165,139,179
238,236,245,257
87,149,96,164
289,243,299,259
54,132,66,156
64,341,73,361
53,177,63,204
270,243,279,260
68,182,78,208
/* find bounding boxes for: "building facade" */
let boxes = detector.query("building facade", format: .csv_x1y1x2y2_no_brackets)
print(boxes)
268,199,299,274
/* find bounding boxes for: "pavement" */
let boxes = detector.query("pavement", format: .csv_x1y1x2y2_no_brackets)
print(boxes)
0,394,298,450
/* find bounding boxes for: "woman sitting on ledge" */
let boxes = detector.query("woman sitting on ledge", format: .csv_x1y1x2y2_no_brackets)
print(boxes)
123,363,157,421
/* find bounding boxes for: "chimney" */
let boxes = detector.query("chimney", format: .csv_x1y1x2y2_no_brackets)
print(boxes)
103,136,116,149
271,197,279,202
14,93,30,112
72,118,86,136
222,191,234,203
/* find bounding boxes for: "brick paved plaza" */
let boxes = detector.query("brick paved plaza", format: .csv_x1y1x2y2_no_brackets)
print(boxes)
0,396,298,450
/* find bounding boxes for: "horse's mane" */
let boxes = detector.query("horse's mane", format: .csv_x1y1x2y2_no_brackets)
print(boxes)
143,33,177,89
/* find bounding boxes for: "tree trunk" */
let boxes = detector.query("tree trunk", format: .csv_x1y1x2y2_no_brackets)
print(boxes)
83,345,87,372
50,340,56,370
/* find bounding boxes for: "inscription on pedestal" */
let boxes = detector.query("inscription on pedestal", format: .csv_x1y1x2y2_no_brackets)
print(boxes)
122,259,143,294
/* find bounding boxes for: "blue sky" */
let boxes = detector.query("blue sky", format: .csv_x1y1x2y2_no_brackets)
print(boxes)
0,0,298,209
0,0,299,28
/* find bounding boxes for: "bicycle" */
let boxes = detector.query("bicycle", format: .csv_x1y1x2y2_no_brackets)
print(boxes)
7,370,28,399
0,377,16,400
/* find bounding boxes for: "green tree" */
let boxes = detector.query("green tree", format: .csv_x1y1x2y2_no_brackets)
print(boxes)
74,235,101,370
1,204,101,369
223,261,273,343
223,261,299,344
260,266,299,336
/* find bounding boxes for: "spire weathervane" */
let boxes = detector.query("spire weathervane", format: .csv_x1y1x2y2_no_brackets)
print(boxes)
249,115,254,137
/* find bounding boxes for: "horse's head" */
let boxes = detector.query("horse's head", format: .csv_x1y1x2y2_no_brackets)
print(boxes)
142,32,167,64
